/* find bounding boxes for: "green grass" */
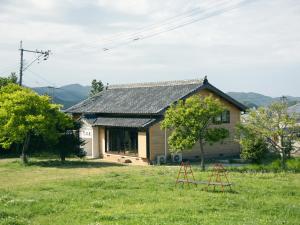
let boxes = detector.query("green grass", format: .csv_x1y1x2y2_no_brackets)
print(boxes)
226,157,300,173
0,158,299,225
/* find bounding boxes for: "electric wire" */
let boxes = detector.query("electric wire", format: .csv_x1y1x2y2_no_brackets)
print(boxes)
94,0,226,45
27,69,86,100
74,0,249,52
67,0,235,52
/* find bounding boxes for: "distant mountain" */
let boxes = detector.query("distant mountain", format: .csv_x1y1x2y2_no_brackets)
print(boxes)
227,92,274,107
32,84,90,109
31,84,300,110
228,92,300,108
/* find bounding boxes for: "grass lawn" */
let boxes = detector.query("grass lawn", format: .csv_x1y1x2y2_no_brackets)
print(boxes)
0,158,299,225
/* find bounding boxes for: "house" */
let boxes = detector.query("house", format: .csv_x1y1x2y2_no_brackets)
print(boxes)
66,77,246,165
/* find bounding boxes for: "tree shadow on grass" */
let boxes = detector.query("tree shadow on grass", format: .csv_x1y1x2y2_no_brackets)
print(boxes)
28,159,125,169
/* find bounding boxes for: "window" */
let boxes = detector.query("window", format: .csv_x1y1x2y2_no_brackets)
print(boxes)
222,110,230,123
106,128,138,156
213,110,230,124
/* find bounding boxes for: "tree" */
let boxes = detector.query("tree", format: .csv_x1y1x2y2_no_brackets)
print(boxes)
236,102,300,169
90,79,104,97
0,73,18,87
0,84,73,164
161,95,230,170
54,121,86,162
237,127,268,163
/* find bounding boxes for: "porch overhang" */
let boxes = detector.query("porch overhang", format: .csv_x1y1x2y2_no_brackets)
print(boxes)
82,116,157,128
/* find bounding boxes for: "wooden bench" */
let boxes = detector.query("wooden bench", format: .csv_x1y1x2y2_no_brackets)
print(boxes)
177,179,232,186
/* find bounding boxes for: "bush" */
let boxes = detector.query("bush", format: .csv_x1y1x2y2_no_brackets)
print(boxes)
53,130,86,162
240,138,268,163
286,158,300,171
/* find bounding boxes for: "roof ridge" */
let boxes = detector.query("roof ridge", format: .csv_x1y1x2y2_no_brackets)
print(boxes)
108,79,203,89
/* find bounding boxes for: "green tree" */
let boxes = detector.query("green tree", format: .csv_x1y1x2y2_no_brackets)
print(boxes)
90,79,104,97
236,128,268,163
236,102,300,169
0,84,73,164
161,95,229,170
54,121,86,162
0,73,18,87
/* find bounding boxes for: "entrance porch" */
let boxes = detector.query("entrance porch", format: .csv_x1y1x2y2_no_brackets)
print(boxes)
79,116,153,165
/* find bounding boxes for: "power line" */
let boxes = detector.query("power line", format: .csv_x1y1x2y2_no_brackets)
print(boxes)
27,69,57,87
73,0,248,53
64,0,231,52
102,0,250,51
27,69,86,100
0,63,19,75
80,0,229,51
19,41,51,86
136,1,249,42
23,54,46,71
93,0,225,46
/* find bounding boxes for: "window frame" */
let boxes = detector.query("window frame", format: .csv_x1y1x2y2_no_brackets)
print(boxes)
213,110,230,124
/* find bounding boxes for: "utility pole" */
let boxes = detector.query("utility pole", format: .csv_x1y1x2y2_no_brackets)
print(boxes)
18,40,51,86
19,41,24,86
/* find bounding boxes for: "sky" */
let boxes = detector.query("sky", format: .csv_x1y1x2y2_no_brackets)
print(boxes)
0,0,299,97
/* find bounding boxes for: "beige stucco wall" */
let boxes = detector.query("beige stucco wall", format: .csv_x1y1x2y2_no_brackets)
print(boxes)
138,132,147,158
149,89,241,161
99,127,105,157
92,126,99,158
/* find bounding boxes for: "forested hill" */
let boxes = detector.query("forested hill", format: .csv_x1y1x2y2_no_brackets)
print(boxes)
32,84,90,109
227,92,300,108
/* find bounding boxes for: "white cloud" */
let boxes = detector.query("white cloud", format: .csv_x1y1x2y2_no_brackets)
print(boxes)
96,0,149,15
0,0,299,96
28,0,57,10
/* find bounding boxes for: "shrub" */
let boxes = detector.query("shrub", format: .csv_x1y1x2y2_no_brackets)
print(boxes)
240,138,268,163
286,158,300,171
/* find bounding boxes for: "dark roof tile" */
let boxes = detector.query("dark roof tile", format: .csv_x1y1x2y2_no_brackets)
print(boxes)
83,116,156,128
67,79,203,114
66,79,246,114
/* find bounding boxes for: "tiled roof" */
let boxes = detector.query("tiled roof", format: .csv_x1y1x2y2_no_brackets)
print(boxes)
83,116,156,128
66,78,246,115
66,79,204,115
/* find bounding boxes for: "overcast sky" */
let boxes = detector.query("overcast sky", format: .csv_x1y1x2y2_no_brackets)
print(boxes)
0,0,299,97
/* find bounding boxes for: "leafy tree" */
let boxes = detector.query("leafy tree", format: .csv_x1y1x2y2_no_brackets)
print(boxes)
90,79,104,97
54,121,86,162
161,95,229,170
0,84,73,164
0,73,18,87
236,128,268,163
236,102,300,169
